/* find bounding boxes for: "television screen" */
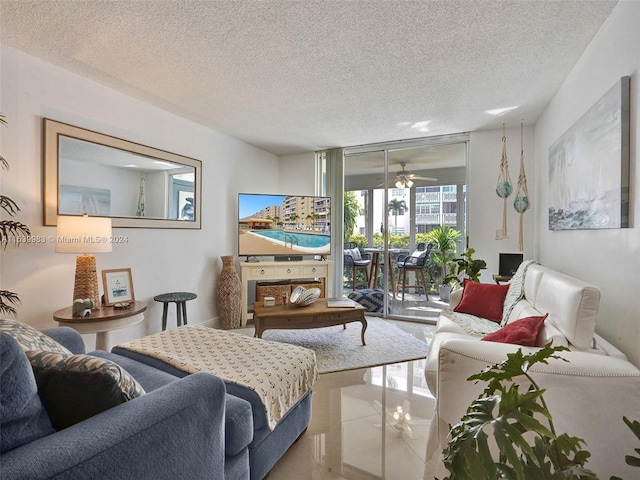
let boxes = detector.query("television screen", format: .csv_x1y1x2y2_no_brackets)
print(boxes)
238,193,331,257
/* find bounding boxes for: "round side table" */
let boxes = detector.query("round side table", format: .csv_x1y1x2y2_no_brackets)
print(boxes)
154,292,197,330
53,301,147,351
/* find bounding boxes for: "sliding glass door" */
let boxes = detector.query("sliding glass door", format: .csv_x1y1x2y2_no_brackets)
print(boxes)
340,134,469,322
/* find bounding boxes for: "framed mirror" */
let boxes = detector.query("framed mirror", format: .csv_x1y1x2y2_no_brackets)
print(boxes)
44,119,201,228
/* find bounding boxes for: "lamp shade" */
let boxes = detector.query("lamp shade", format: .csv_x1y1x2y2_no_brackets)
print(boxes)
56,216,112,254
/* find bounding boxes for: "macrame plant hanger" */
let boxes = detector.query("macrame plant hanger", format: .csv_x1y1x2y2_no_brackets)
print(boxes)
496,124,512,238
513,122,530,251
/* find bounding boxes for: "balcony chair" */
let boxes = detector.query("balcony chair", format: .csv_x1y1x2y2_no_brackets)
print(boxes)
344,245,371,291
396,244,433,301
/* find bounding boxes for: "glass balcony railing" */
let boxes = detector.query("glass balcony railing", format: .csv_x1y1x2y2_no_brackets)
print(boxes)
415,213,458,225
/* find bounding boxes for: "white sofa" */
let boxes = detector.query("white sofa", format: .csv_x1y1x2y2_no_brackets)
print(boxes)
425,261,640,479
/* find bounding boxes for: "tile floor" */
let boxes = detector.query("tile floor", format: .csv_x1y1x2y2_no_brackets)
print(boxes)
268,320,437,480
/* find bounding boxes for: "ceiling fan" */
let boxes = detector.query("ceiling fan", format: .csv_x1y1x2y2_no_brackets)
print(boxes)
380,163,437,188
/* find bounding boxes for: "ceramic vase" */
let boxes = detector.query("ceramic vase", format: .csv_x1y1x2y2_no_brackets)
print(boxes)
216,255,241,329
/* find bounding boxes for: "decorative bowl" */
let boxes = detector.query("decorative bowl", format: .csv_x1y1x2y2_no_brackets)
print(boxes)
290,286,321,307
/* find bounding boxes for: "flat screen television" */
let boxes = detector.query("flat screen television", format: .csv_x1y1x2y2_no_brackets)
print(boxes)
238,193,331,258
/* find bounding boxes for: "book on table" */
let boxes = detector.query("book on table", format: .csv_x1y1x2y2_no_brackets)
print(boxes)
327,299,357,308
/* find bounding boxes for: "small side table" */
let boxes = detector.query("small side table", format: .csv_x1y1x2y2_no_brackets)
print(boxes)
154,292,197,330
53,301,147,351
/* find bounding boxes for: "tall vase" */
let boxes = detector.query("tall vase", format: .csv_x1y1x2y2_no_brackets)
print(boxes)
216,255,241,329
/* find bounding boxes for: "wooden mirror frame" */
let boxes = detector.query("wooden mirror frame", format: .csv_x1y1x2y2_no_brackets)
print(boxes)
43,118,202,229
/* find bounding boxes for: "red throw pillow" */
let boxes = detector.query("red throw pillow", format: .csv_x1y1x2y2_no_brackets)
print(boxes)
482,313,548,346
453,279,510,322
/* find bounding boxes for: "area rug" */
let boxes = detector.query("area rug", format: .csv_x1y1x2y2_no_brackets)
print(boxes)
230,318,429,374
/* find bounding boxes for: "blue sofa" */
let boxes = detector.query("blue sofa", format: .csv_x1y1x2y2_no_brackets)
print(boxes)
0,330,238,480
1,325,311,480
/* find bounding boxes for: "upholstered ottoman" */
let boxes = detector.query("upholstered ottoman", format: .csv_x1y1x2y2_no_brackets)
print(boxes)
347,289,386,313
112,326,317,480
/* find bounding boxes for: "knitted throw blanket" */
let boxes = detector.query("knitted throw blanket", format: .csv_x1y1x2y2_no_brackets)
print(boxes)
117,326,318,430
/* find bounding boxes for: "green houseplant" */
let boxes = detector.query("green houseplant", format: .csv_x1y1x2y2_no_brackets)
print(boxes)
444,247,487,289
425,225,461,301
439,344,640,480
440,344,599,480
0,114,31,314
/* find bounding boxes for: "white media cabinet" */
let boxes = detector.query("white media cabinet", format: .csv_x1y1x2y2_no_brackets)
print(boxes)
239,260,334,326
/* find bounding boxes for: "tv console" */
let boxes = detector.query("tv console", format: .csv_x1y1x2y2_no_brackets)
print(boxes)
239,260,333,327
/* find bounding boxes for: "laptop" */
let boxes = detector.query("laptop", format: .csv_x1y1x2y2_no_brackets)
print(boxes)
499,253,524,277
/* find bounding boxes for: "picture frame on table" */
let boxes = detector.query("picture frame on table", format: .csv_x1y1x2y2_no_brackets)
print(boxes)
102,268,135,306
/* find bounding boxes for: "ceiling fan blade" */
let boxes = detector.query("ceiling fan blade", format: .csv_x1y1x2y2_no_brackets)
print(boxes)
414,175,438,181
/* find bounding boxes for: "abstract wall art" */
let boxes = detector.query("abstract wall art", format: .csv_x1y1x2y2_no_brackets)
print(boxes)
548,76,630,230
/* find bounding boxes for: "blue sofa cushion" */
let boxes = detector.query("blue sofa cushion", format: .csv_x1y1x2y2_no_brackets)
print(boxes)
0,334,55,452
27,350,145,430
0,319,71,354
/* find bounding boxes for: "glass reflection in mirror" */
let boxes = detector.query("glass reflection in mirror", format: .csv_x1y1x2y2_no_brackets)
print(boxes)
44,119,201,228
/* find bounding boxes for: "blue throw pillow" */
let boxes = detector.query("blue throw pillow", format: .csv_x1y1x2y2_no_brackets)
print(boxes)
27,350,146,430
0,334,55,453
0,319,72,354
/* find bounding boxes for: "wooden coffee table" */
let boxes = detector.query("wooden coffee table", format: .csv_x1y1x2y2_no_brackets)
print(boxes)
253,298,367,345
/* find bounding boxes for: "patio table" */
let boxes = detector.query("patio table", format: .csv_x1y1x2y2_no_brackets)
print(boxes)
363,248,409,296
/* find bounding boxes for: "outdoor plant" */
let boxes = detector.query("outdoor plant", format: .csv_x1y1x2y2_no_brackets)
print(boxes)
426,225,461,286
388,198,407,233
0,114,31,315
444,247,487,288
440,344,599,480
344,191,360,240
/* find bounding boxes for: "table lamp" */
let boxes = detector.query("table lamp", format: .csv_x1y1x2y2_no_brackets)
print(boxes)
56,215,112,309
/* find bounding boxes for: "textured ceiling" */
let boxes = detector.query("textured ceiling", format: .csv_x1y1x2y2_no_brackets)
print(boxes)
0,0,617,156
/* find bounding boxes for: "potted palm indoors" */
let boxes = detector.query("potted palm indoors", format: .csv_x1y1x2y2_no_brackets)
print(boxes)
426,225,461,302
0,114,30,314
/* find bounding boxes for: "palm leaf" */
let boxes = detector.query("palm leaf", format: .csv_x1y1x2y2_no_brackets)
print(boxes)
0,290,21,315
1,195,21,216
0,221,31,248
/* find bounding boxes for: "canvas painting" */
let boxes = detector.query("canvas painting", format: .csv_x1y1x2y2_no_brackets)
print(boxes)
548,76,630,230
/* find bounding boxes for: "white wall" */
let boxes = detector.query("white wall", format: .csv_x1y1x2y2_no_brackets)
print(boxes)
277,152,316,194
468,126,536,283
534,1,640,366
0,45,279,349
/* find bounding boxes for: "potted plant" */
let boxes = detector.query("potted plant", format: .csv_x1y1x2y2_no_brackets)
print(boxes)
440,344,598,479
443,247,487,289
439,344,640,480
0,114,31,314
426,225,461,302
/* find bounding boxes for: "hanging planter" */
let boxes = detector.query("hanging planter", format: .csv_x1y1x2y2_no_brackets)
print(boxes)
513,122,530,252
495,124,512,239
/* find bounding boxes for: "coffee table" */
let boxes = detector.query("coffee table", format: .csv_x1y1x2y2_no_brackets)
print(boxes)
253,298,367,345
